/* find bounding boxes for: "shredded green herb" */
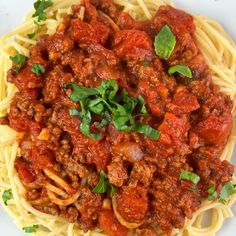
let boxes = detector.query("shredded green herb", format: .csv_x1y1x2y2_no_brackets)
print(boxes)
32,0,53,22
92,171,116,197
207,185,217,201
66,80,160,141
219,182,236,204
23,225,39,233
9,51,27,73
31,63,45,76
180,171,200,184
2,189,12,205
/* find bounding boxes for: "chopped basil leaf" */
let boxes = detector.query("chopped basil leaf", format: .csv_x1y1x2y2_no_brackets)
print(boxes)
31,63,45,76
10,51,27,73
208,185,217,201
168,65,192,78
66,80,160,140
2,189,12,205
154,25,176,60
208,184,216,195
138,95,147,115
180,171,200,184
69,108,81,117
219,182,236,203
32,0,53,22
27,32,36,39
208,192,217,201
92,171,116,197
113,115,133,132
143,61,150,67
88,98,105,114
79,108,102,141
134,124,160,140
98,80,119,101
23,225,38,233
96,112,112,129
219,198,226,204
65,83,99,102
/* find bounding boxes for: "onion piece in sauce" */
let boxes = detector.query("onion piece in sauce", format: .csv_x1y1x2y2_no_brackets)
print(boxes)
112,142,144,162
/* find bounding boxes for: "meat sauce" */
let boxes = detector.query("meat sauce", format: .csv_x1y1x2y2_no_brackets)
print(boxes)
3,0,234,235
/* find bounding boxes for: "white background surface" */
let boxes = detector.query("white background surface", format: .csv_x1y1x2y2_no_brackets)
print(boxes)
0,0,236,235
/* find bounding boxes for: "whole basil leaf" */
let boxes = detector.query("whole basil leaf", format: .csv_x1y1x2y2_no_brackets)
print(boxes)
154,25,176,60
168,65,193,78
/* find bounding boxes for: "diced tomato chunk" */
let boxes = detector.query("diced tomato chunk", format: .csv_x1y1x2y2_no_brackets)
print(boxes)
15,158,36,184
99,209,128,236
71,19,109,45
168,89,200,115
113,30,154,61
195,112,233,145
159,113,190,144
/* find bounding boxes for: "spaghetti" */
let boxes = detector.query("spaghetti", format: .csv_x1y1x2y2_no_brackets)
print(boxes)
0,0,236,236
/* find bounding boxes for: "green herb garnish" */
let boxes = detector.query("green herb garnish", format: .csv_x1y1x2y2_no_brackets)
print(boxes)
154,25,176,60
31,63,45,76
168,65,193,78
27,32,36,39
92,171,116,197
10,51,27,73
32,0,53,22
208,185,217,201
23,225,38,233
134,124,160,140
180,171,200,184
219,182,236,204
2,189,12,205
66,80,160,141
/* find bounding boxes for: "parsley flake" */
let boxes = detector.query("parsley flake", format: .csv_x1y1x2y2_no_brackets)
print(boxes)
9,51,27,73
31,63,45,76
32,0,53,22
180,171,200,184
2,189,12,205
92,171,116,197
23,225,38,233
219,182,236,204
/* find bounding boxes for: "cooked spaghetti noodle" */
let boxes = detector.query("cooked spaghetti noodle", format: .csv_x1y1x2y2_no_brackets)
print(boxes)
0,0,236,236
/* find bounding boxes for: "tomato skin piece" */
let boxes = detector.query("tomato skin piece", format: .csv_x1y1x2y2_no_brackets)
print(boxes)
113,30,154,61
195,112,233,145
71,19,109,45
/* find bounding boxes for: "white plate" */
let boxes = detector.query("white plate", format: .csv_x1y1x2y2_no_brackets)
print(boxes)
0,0,235,235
